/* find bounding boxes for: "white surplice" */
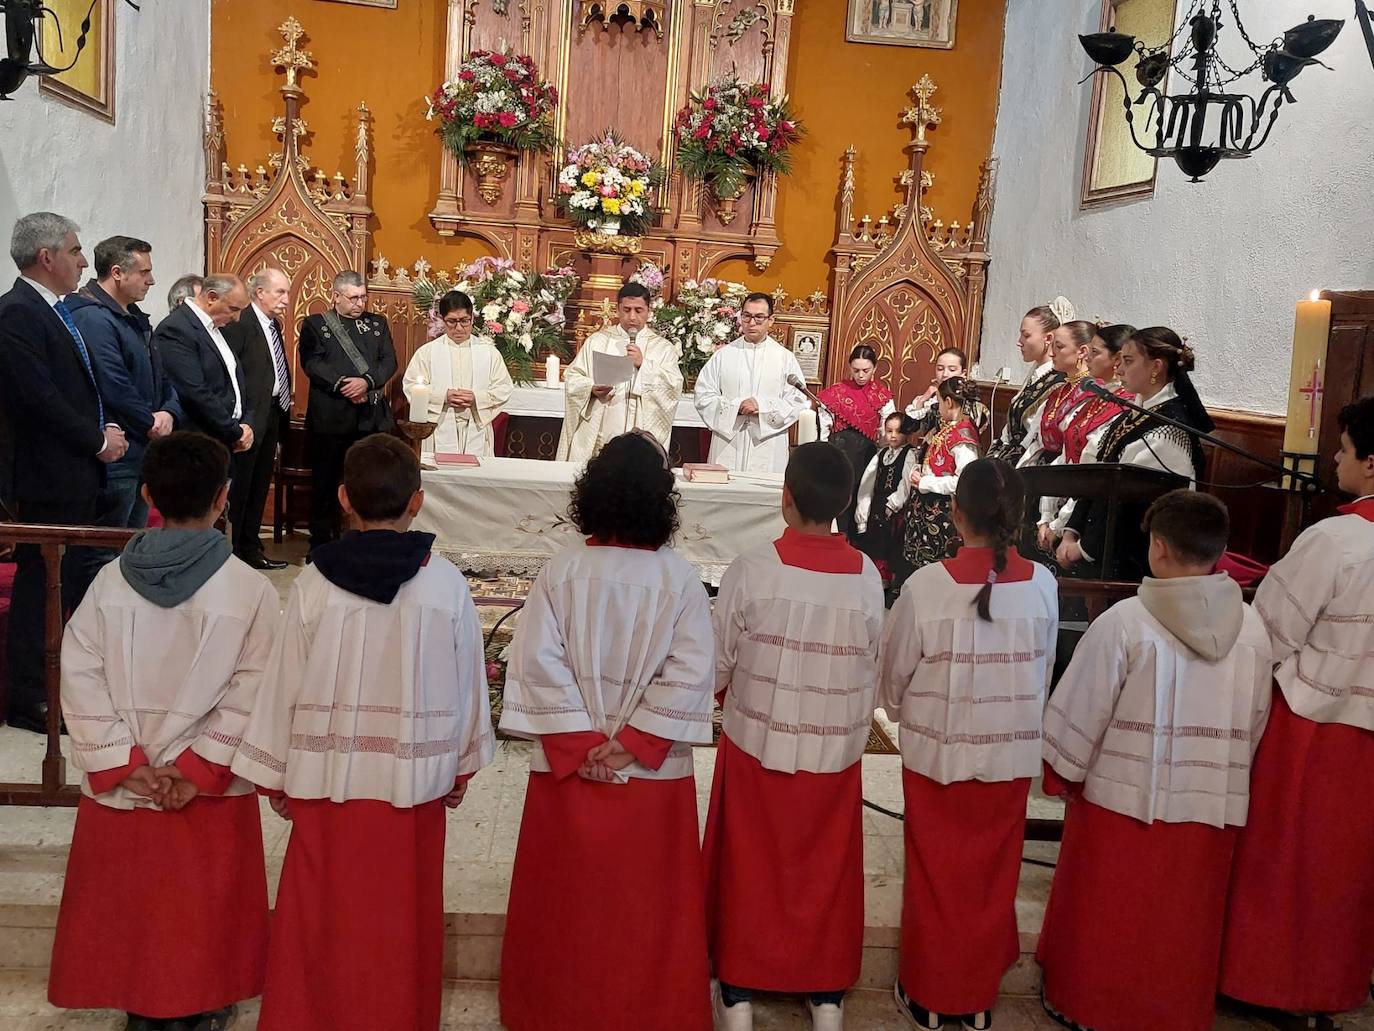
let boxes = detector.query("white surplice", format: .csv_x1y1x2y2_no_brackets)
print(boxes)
1254,501,1374,731
403,334,513,457
498,538,715,780
879,557,1059,784
1043,574,1273,827
231,559,495,806
60,557,280,809
557,325,683,462
713,538,885,774
694,336,808,473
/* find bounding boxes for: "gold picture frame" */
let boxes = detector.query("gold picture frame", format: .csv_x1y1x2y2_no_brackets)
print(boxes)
845,0,957,50
39,0,116,123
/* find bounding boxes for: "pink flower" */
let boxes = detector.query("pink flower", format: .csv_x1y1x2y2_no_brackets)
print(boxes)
600,185,617,197
486,662,501,680
488,321,505,334
512,299,530,313
458,69,475,81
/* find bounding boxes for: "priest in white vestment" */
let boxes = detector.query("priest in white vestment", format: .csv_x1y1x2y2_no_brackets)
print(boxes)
403,290,512,457
694,293,808,473
557,282,682,462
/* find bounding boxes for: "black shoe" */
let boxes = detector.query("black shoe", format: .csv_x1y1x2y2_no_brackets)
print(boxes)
7,701,63,735
125,1015,160,1031
240,553,288,571
194,1007,235,1031
894,981,944,1029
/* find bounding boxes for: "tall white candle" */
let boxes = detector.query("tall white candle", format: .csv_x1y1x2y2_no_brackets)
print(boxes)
1282,290,1332,454
406,381,431,423
545,355,560,388
796,408,819,445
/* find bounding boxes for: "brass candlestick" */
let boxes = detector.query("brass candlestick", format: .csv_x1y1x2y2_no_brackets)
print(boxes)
397,419,438,462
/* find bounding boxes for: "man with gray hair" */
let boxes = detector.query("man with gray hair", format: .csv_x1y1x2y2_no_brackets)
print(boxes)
297,269,396,554
0,212,129,732
222,267,293,570
166,273,203,310
156,273,255,454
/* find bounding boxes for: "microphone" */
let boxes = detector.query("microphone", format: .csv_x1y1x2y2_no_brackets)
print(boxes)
1080,379,1120,401
787,374,833,415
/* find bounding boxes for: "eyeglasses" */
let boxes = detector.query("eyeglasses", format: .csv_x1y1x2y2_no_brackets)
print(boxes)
740,312,771,323
443,317,473,328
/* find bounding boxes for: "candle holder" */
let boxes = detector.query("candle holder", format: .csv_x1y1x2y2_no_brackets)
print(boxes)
397,419,438,462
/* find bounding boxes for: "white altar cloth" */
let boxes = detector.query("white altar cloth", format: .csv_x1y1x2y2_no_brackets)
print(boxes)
413,457,784,582
506,384,705,427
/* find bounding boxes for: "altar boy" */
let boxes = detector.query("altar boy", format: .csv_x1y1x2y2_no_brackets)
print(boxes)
705,441,886,1031
49,432,277,1029
1040,490,1272,1031
233,433,495,1031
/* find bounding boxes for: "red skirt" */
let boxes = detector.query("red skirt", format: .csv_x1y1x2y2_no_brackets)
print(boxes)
257,797,447,1031
500,771,711,1031
1220,687,1374,1013
703,735,864,993
1037,798,1237,1031
899,770,1029,1014
48,794,268,1017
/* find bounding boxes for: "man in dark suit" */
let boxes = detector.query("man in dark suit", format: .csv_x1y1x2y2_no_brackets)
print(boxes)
222,267,292,570
0,212,128,732
298,270,397,554
155,273,254,457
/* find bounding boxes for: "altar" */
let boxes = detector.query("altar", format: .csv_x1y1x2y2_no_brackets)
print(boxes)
496,385,708,463
412,458,784,583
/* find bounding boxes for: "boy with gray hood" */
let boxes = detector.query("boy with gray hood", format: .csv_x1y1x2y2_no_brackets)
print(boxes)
1037,490,1271,1031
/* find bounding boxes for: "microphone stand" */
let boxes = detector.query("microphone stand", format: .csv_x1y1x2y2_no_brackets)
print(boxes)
1082,383,1320,496
787,375,834,418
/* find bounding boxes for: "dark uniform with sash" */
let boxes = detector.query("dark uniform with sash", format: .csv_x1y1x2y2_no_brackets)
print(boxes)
298,308,398,553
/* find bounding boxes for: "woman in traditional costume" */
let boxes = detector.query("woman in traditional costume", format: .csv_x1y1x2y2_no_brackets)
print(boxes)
1016,320,1096,469
901,376,982,574
903,347,989,439
819,343,895,540
985,298,1075,464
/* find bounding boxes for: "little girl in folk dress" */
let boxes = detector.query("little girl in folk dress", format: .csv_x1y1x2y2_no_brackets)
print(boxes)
902,377,983,573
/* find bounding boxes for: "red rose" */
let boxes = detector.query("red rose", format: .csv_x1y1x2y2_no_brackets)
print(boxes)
704,97,717,111
458,69,475,81
491,52,508,66
693,123,711,140
498,112,518,127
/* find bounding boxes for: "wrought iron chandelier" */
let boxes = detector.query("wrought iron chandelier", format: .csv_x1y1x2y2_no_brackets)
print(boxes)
1079,0,1344,181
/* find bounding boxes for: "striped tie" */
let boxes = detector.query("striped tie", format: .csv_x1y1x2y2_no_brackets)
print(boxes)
269,319,292,412
53,300,105,428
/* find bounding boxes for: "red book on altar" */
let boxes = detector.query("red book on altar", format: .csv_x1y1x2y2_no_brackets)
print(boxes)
434,453,481,467
683,463,729,484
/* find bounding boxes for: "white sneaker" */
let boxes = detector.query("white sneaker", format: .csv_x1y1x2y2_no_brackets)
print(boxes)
808,999,844,1031
711,980,754,1031
961,1010,991,1031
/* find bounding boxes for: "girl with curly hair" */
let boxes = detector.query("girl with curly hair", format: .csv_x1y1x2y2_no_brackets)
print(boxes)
901,376,983,575
498,431,715,1031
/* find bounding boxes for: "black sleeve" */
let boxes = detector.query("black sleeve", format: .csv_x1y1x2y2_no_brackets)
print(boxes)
0,307,105,457
372,320,398,389
157,326,244,446
298,319,344,394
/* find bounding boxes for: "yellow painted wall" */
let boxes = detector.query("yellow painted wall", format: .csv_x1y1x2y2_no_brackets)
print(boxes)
210,0,1005,294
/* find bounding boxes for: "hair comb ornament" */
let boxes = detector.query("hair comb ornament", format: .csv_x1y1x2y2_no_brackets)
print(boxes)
985,569,999,586
1049,296,1077,325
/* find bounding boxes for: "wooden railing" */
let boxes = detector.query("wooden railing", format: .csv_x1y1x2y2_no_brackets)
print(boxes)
0,523,137,806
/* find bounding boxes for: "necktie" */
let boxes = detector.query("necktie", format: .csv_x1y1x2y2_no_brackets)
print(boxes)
53,300,105,428
269,319,292,412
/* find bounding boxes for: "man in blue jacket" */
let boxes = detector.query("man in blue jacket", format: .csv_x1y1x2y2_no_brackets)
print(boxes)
67,236,182,528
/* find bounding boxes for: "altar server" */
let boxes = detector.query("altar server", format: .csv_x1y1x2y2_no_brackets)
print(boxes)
49,432,276,1029
694,292,808,473
498,431,716,1031
558,282,682,462
403,289,512,458
705,441,885,1031
233,433,495,1031
1219,396,1374,1018
879,458,1058,1031
1039,490,1271,1031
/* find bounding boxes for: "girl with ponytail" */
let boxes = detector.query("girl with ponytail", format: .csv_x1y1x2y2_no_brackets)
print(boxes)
901,376,982,575
879,458,1059,1031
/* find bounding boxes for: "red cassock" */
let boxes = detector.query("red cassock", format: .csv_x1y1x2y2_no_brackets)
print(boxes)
1220,687,1374,1014
255,796,448,1031
48,753,268,1018
499,730,712,1031
1037,765,1238,1031
703,733,865,992
899,769,1030,1015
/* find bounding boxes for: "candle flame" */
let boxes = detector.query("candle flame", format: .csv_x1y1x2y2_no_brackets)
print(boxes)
1309,289,1320,303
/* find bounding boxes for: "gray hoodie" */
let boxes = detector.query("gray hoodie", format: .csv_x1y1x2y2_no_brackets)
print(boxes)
118,528,233,608
1136,572,1244,661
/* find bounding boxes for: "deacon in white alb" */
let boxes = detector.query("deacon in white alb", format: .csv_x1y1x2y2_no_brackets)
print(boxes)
558,281,682,462
694,293,808,473
403,290,512,457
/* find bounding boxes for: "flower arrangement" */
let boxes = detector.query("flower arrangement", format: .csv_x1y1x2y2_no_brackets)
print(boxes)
555,130,665,238
672,74,803,200
413,257,579,383
425,49,558,160
651,277,749,381
627,260,666,299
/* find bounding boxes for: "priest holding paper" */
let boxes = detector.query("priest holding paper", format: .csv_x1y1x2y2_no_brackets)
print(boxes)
694,293,808,473
403,290,512,458
557,282,682,463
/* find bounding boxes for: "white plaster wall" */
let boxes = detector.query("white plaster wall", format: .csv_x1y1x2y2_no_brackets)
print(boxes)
0,2,210,320
981,0,1374,415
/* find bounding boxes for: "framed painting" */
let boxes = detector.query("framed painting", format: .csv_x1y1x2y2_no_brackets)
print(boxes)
791,328,826,383
846,0,957,49
39,0,115,123
318,0,399,7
